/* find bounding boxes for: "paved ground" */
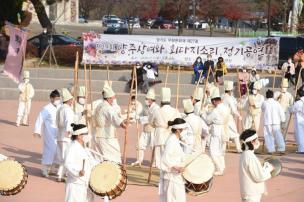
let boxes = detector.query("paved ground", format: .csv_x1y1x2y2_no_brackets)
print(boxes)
27,22,234,39
0,100,303,202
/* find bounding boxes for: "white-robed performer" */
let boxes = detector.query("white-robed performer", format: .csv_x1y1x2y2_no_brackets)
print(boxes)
94,87,127,163
151,88,181,169
64,123,98,202
206,87,230,176
74,86,88,124
160,118,187,202
16,70,35,127
239,129,274,202
240,81,264,131
261,90,286,154
289,89,304,153
274,78,294,130
183,99,209,153
33,90,61,177
191,87,203,116
222,80,242,153
56,88,75,182
131,88,159,166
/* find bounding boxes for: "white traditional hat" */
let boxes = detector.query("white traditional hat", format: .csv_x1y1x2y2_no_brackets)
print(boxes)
103,80,112,90
161,87,171,102
71,123,88,136
146,88,156,100
281,78,289,88
23,71,30,79
193,88,203,100
78,85,86,97
210,87,221,99
62,88,73,102
103,87,115,98
183,99,194,113
253,81,262,90
224,80,234,91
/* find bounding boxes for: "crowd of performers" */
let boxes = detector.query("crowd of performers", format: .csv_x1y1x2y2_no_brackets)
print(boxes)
1,52,304,202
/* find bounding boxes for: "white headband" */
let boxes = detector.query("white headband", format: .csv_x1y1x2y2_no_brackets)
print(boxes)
72,127,88,136
172,123,188,129
241,133,258,143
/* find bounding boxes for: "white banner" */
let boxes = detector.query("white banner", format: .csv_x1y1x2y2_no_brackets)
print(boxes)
82,32,279,69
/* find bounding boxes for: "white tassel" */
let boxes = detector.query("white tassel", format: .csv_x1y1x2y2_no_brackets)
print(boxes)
104,196,109,202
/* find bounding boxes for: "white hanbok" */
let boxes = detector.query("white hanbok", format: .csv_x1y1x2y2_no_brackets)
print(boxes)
151,105,181,168
239,150,272,202
289,97,304,152
0,153,7,161
64,141,98,202
94,101,123,163
16,81,35,125
160,134,186,202
56,103,74,178
34,103,60,165
261,98,286,153
274,91,294,129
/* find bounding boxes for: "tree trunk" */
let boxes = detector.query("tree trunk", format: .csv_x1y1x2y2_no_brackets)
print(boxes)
209,24,213,37
234,20,239,37
30,0,52,32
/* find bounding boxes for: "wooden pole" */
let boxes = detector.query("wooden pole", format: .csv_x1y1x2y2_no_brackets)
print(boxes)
236,67,244,132
165,65,169,87
84,63,89,126
272,69,277,91
134,67,141,166
283,67,303,141
147,146,156,183
201,66,212,111
73,52,79,112
122,66,137,166
175,66,181,109
89,64,93,111
107,65,110,83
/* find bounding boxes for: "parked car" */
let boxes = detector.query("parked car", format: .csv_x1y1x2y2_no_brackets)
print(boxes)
104,27,128,34
78,17,88,23
105,19,121,28
151,19,175,29
102,15,120,26
28,34,81,48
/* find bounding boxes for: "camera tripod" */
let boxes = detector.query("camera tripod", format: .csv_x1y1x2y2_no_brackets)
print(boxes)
38,35,58,68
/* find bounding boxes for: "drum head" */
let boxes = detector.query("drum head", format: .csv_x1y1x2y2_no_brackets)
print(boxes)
183,154,214,184
0,160,24,191
89,161,122,194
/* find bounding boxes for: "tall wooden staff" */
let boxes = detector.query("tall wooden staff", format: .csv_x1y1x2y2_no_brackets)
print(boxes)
283,67,303,141
272,69,277,91
73,52,79,112
89,64,93,111
165,65,170,87
192,71,204,103
236,66,244,132
122,66,137,166
107,65,110,84
134,67,141,166
201,66,212,110
175,66,181,109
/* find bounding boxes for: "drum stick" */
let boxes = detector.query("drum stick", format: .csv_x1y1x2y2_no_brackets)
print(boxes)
284,67,303,141
82,159,85,171
183,151,205,169
175,66,181,109
147,146,156,184
165,65,169,87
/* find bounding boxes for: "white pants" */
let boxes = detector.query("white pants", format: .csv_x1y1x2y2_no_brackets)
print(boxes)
264,124,285,153
139,131,154,150
96,137,121,163
65,183,94,202
211,155,225,174
244,113,261,131
242,194,262,202
160,179,186,202
56,139,70,178
155,145,164,169
294,118,304,152
16,100,31,125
